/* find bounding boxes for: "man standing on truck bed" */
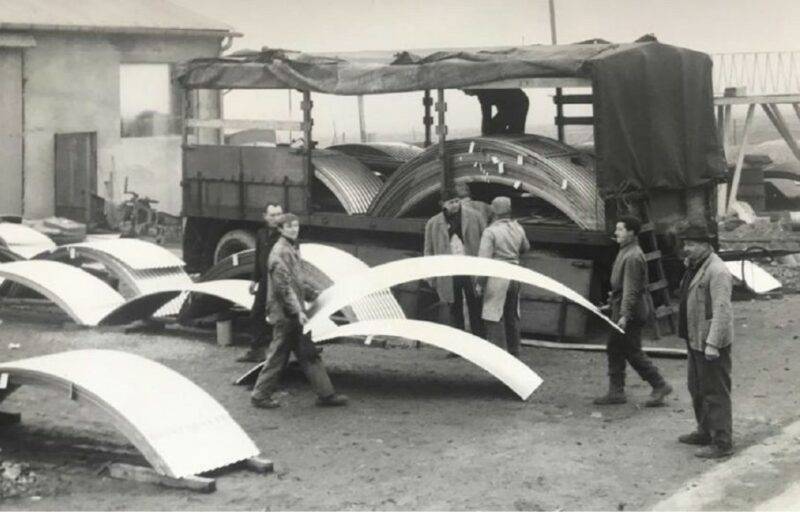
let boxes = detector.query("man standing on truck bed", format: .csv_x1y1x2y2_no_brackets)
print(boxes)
676,224,734,459
237,203,283,363
424,194,487,338
250,213,348,409
594,215,673,407
477,196,529,356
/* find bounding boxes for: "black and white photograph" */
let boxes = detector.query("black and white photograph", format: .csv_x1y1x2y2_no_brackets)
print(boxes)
1,0,800,509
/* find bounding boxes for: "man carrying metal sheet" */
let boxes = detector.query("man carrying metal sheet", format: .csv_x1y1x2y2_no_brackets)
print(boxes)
477,197,529,356
424,195,487,337
250,213,348,409
676,224,734,459
237,203,283,363
594,216,673,406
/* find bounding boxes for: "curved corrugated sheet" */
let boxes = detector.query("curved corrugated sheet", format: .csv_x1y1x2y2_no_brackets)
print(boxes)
367,135,604,230
313,151,383,214
0,350,259,478
328,143,423,175
0,222,56,258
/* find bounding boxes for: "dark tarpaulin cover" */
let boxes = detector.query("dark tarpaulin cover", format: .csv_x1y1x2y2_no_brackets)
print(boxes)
178,41,726,195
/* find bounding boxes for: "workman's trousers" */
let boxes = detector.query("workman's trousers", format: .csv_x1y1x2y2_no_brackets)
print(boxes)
687,347,733,448
251,317,335,401
485,281,521,356
447,276,485,337
606,320,666,390
248,279,273,353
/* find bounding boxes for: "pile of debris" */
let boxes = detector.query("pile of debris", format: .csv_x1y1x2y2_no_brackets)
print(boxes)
763,258,800,293
0,461,38,499
719,215,800,253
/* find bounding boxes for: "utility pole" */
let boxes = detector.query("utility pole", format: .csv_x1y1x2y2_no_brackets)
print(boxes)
358,95,367,142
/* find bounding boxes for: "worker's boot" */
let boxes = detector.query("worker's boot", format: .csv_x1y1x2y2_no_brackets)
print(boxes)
316,393,349,407
593,375,626,405
645,382,673,407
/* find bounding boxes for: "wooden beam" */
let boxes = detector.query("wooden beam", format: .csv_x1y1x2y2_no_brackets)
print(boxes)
762,104,800,162
244,456,274,474
422,90,433,147
554,115,594,125
792,103,800,126
436,89,453,200
357,95,367,143
714,94,800,105
106,463,216,493
467,77,591,89
185,118,303,132
520,339,687,358
727,103,756,213
554,94,594,104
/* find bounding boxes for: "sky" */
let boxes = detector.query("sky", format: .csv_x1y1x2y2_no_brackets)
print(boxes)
167,0,800,143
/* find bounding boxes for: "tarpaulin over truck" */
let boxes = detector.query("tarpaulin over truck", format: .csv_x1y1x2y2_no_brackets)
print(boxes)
177,40,726,197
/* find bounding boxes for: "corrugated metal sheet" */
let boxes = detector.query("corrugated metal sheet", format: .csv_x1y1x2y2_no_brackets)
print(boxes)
313,152,383,215
315,319,543,400
328,143,423,176
0,350,260,478
62,239,185,270
0,0,233,34
367,135,605,230
0,261,125,325
306,254,622,336
0,222,56,258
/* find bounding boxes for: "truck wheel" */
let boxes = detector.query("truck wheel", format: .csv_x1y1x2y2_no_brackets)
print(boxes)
214,229,256,263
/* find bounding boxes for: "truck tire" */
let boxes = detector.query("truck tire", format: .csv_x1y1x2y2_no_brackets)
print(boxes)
214,229,256,263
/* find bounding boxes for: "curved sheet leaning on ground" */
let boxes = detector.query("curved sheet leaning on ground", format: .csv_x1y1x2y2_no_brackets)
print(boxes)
306,255,622,336
367,135,604,230
0,350,260,478
0,222,56,259
0,261,126,325
41,239,192,316
315,319,543,400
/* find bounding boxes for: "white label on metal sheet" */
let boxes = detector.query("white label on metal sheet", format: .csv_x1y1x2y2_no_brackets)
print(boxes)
0,373,8,389
561,179,568,190
468,141,475,153
232,253,239,267
498,162,505,174
517,155,524,165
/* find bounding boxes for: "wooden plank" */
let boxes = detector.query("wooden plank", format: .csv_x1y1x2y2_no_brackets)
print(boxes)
468,77,591,89
186,118,303,132
714,94,800,105
554,115,594,125
644,250,662,262
244,456,274,474
553,94,594,105
106,463,216,493
521,338,687,358
727,103,756,213
646,278,668,292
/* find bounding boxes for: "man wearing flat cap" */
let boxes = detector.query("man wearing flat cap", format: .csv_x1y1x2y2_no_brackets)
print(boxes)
477,196,530,355
676,223,734,459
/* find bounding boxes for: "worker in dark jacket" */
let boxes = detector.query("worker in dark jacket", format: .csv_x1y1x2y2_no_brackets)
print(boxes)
463,89,529,135
454,181,492,225
237,203,283,363
250,213,348,409
676,224,734,459
424,195,487,337
594,215,673,406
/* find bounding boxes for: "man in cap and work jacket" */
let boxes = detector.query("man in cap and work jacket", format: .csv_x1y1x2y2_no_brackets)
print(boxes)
676,224,734,459
424,193,487,337
594,215,673,406
238,203,283,363
250,213,348,409
477,196,530,356
454,181,492,225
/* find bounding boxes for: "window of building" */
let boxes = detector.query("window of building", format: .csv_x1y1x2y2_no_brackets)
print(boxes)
120,64,180,138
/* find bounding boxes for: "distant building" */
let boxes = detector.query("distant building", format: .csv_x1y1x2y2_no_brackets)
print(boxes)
0,0,238,219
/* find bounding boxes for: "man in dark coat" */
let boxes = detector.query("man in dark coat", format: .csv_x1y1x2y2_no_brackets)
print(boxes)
250,213,348,409
237,203,283,363
463,89,529,135
424,195,486,336
676,224,734,459
594,215,673,406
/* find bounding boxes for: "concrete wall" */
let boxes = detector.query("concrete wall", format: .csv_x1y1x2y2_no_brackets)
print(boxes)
21,31,222,218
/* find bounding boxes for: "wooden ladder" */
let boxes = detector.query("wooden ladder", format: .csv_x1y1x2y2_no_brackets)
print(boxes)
637,208,679,339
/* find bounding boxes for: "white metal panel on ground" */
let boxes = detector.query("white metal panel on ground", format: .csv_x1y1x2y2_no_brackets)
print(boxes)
0,350,259,478
188,280,254,310
306,255,622,336
725,260,782,294
99,290,184,326
315,319,543,400
300,244,405,321
0,261,124,325
0,222,55,258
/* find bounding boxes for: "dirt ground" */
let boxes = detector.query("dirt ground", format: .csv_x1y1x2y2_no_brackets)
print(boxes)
1,294,799,510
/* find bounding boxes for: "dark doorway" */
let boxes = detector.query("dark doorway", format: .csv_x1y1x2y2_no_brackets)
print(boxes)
54,132,97,223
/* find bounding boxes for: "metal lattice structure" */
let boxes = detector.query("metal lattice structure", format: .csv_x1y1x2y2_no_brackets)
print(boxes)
713,51,800,95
